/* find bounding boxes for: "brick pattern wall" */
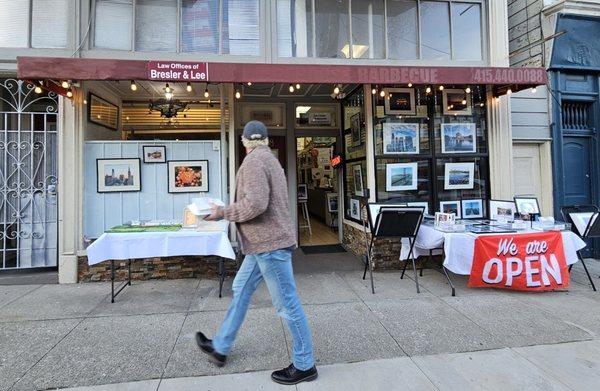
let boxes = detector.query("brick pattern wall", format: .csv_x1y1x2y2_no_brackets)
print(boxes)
77,256,239,282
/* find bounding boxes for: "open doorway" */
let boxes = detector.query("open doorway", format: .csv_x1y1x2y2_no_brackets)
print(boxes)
296,136,340,247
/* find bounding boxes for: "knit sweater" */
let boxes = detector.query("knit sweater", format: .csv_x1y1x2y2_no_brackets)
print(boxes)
223,146,297,254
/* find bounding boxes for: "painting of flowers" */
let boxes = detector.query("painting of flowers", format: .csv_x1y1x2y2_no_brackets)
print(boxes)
168,160,209,193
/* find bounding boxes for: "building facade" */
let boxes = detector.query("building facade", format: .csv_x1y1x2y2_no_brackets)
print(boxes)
1,0,545,282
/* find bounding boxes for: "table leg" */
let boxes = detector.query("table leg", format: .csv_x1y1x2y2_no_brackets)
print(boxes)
128,259,132,286
111,260,115,303
218,258,224,298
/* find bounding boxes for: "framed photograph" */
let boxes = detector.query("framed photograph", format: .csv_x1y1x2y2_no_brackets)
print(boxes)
386,162,418,191
297,184,308,201
97,158,141,193
384,88,416,115
327,193,338,212
383,123,419,155
407,202,429,216
489,199,517,221
435,212,456,227
350,198,361,220
167,160,209,193
441,123,476,154
351,113,362,144
89,93,119,130
461,199,484,219
353,164,364,196
142,145,166,163
440,200,462,219
237,103,286,129
514,196,540,215
444,162,475,190
442,89,472,116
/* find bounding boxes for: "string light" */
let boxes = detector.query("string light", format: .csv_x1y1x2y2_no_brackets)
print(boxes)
479,102,484,107
462,99,467,105
204,87,210,98
165,91,173,100
438,85,444,91
83,99,87,105
186,82,193,92
235,89,241,99
289,84,295,93
34,82,43,94
507,88,512,95
130,80,137,91
61,81,69,89
465,87,471,94
165,83,171,93
66,88,73,98
371,87,377,95
333,85,340,95
408,83,413,88
295,83,301,90
246,82,252,86
379,89,386,98
425,86,432,94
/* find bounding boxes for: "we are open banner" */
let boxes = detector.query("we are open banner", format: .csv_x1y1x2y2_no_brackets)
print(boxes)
468,232,569,291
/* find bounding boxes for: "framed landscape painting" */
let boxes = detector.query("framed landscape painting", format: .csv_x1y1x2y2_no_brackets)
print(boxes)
444,162,475,190
383,123,419,155
489,199,516,221
168,160,209,193
441,123,476,154
461,199,484,219
97,158,141,193
386,162,418,191
440,200,462,219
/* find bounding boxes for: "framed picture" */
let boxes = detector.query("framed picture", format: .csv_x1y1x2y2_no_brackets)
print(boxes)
461,199,484,219
386,162,418,191
308,112,332,126
440,200,462,219
89,93,119,130
142,145,166,163
442,89,472,116
350,198,361,220
489,199,517,221
407,202,429,216
237,103,286,129
435,212,456,226
383,123,419,154
514,196,541,215
353,164,364,196
297,184,308,201
167,160,209,193
351,113,362,144
326,193,338,212
96,158,141,193
444,162,475,190
384,88,416,115
441,123,476,154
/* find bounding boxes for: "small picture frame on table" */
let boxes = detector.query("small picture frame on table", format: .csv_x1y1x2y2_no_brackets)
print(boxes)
461,199,484,219
514,196,540,216
440,200,462,219
489,199,516,221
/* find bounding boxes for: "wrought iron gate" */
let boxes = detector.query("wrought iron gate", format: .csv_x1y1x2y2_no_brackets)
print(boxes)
0,79,58,269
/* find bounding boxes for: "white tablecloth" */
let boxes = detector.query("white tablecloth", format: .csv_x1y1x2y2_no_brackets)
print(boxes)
400,225,586,275
86,226,236,265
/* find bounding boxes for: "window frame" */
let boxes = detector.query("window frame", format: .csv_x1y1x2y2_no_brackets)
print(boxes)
274,0,488,64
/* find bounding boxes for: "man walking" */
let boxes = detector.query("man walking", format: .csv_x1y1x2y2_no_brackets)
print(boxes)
197,120,317,385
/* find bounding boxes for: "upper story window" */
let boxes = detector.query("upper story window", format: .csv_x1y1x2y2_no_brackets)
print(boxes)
277,0,484,62
0,0,69,48
94,0,260,55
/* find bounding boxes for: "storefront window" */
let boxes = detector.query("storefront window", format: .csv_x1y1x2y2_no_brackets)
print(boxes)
94,0,260,55
277,0,484,62
342,88,367,223
373,85,489,218
0,0,69,48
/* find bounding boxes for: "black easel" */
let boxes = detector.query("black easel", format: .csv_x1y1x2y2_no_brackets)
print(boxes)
561,205,599,291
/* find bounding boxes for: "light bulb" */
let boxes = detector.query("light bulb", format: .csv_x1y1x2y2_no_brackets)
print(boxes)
333,85,340,95
531,87,537,93
479,102,484,107
371,88,377,95
465,87,471,94
61,81,69,89
289,84,295,93
379,89,386,97
439,85,444,91
296,83,301,89
426,86,432,94
408,83,413,88
186,82,192,92
204,88,209,98
83,99,87,105
247,82,252,86
130,80,137,91
34,86,42,94
66,88,73,98
507,88,512,95
235,90,241,99
462,99,467,105
165,91,173,100
165,83,171,93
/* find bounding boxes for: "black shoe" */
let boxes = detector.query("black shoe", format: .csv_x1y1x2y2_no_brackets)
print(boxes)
271,364,318,385
195,332,227,367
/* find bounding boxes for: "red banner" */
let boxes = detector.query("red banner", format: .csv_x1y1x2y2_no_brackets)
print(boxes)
147,61,208,81
468,232,569,291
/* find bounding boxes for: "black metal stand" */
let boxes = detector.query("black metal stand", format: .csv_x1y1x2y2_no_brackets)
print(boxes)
575,252,597,291
110,259,132,303
399,238,420,293
218,258,225,298
362,218,375,294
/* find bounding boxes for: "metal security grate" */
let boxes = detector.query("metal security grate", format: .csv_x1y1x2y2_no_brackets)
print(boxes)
0,79,58,269
561,101,591,130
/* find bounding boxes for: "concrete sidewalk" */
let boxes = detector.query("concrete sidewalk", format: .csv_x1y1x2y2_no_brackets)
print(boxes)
62,339,600,391
1,251,600,390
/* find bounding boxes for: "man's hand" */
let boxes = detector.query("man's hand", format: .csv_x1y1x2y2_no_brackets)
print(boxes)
205,203,224,221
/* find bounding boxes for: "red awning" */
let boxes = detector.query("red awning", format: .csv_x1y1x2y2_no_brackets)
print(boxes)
17,56,546,87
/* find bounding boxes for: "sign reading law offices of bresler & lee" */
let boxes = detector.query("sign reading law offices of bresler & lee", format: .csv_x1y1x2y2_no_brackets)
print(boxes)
147,61,208,81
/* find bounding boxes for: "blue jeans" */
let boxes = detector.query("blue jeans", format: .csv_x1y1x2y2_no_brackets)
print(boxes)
212,247,315,370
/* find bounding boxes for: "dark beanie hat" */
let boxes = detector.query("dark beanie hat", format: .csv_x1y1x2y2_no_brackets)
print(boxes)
242,120,268,140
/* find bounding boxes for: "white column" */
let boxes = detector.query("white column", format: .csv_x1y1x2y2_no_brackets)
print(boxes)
58,95,82,283
486,0,514,199
364,84,376,203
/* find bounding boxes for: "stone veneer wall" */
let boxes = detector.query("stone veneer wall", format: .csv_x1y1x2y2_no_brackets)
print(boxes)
342,222,403,270
78,256,238,282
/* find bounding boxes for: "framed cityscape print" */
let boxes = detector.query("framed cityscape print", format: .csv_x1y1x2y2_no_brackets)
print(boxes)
142,145,166,163
383,123,419,155
353,164,364,196
461,199,484,219
384,88,416,115
97,158,141,193
489,199,516,221
442,89,472,116
167,160,209,193
441,123,476,154
444,162,475,190
440,200,462,219
351,113,362,144
386,162,418,191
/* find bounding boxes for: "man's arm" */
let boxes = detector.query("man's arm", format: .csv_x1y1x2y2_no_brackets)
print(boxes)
222,164,270,223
